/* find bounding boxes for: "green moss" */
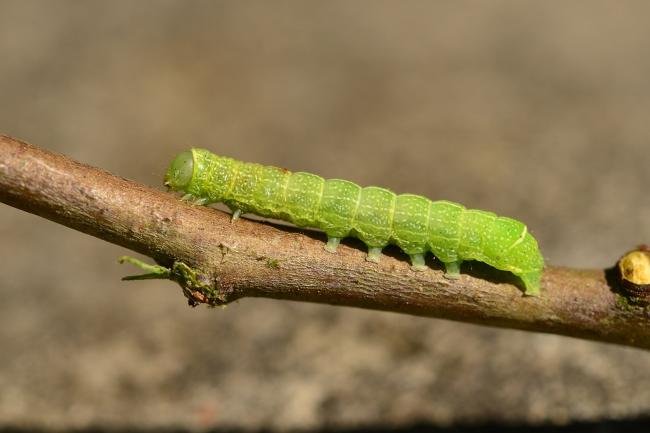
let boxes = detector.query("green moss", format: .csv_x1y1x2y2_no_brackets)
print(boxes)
266,258,280,269
614,293,648,310
615,294,634,311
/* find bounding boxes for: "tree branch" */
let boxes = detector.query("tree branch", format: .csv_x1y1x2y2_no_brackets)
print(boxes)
1,134,646,348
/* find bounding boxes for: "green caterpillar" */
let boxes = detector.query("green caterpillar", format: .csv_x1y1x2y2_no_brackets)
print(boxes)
164,148,544,295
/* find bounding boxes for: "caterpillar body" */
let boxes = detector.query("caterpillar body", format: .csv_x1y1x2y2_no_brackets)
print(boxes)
164,149,544,295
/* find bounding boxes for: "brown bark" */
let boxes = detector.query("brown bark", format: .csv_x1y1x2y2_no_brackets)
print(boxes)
1,134,647,349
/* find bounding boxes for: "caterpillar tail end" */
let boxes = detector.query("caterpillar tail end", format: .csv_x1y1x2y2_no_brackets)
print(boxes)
520,272,542,296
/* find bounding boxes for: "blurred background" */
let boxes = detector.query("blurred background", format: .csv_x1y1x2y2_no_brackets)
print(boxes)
2,1,650,431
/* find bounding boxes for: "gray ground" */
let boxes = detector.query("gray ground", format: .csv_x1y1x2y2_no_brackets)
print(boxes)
2,1,650,431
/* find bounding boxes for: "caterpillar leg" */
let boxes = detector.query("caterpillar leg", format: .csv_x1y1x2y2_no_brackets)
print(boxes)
231,208,242,222
366,247,382,263
442,260,462,279
409,253,427,271
324,236,341,253
181,193,208,206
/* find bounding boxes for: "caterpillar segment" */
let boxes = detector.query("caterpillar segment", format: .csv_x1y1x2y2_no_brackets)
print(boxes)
165,148,544,295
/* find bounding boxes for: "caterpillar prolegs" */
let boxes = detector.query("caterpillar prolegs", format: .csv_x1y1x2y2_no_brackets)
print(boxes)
164,149,544,295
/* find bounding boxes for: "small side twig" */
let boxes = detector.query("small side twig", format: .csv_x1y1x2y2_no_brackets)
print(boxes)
0,134,647,349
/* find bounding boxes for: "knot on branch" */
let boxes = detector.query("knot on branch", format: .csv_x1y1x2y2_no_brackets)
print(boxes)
119,256,225,307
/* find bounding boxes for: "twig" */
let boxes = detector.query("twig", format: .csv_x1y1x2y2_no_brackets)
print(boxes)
1,134,647,348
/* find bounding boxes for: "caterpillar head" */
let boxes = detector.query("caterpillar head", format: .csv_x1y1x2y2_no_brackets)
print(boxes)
165,150,194,192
